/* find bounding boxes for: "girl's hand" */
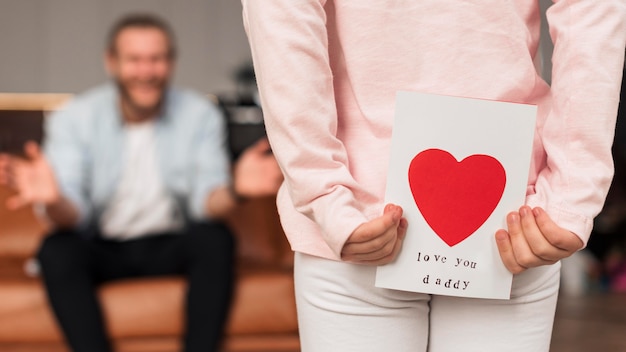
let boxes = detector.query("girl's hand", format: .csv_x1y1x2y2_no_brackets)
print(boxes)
341,204,408,265
495,206,584,274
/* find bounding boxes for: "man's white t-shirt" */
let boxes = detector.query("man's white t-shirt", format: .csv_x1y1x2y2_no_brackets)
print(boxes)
100,121,183,240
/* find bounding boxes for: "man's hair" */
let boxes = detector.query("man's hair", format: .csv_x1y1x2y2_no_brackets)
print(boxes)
106,13,177,59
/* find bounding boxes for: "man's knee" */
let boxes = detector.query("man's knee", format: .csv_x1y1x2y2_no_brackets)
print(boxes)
37,230,90,278
186,222,235,263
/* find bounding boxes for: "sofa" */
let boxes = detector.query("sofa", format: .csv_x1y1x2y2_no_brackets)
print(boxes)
0,94,300,352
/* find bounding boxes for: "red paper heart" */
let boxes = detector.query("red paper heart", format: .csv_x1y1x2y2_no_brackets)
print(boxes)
408,148,506,247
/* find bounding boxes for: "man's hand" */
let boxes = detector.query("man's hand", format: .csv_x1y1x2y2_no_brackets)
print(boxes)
341,204,408,265
0,141,61,210
233,138,283,198
495,206,584,274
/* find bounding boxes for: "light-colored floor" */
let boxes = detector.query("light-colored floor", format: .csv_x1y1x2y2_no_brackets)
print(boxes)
551,292,626,352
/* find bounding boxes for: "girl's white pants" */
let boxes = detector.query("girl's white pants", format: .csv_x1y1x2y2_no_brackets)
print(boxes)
294,252,560,352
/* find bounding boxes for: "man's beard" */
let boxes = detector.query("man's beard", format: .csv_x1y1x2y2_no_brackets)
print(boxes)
114,77,168,116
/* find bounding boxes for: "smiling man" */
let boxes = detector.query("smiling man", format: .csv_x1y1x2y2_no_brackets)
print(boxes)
0,14,282,352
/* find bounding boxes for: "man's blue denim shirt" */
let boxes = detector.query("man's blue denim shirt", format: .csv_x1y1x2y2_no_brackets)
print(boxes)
43,83,230,231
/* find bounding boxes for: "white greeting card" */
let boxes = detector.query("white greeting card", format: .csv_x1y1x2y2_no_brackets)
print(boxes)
375,91,537,299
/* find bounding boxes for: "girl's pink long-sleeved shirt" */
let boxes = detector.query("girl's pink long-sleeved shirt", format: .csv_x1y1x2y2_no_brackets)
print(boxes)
243,1,626,260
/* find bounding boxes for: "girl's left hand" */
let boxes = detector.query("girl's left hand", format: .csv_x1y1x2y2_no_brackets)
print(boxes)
495,206,584,274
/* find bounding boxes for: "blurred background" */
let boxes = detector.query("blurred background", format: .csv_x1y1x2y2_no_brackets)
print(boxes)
0,0,251,95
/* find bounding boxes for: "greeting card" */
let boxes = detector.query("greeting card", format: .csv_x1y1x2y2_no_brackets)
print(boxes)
375,91,536,299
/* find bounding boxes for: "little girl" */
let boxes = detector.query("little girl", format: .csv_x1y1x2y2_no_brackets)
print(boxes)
242,1,626,351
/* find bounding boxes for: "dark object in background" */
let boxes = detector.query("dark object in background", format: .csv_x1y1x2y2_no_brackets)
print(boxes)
219,64,267,161
0,110,44,157
222,103,266,161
